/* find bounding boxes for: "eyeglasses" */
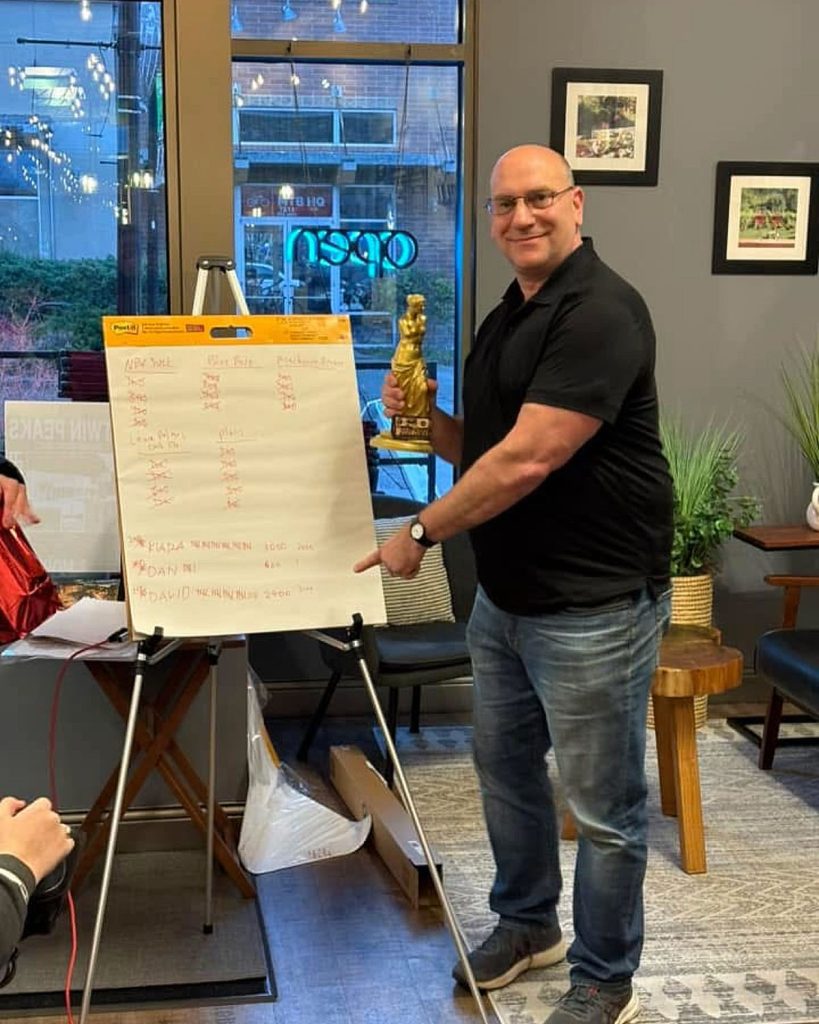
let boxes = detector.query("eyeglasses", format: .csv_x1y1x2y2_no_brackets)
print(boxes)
484,186,574,217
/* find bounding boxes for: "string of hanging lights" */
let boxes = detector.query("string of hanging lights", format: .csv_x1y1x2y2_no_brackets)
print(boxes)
231,0,373,32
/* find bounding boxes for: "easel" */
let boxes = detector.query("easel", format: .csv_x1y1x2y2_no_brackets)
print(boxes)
78,257,252,1024
308,615,493,1024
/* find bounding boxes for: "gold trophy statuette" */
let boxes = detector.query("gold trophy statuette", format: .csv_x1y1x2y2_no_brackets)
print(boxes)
371,293,433,453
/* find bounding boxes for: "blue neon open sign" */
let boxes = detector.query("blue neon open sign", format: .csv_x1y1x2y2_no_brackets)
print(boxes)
287,227,418,276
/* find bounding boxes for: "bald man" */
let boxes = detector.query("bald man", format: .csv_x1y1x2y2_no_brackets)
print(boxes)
356,145,672,1024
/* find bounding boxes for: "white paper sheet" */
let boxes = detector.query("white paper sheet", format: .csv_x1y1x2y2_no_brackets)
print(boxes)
104,315,387,638
28,597,128,644
2,637,138,661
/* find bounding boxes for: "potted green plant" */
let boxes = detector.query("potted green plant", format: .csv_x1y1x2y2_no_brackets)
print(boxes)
776,343,819,528
657,417,760,728
660,417,761,580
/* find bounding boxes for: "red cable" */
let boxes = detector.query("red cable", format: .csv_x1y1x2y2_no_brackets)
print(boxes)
47,639,128,1023
63,892,78,1024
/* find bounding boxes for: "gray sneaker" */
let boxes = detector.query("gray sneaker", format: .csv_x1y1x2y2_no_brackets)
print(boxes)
545,981,639,1024
452,922,565,990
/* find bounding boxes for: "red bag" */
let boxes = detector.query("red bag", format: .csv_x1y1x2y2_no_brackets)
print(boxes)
0,520,63,643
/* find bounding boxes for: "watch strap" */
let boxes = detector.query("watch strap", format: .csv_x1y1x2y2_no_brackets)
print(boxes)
409,516,436,548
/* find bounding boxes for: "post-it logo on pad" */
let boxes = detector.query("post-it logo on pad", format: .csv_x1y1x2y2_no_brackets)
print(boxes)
110,321,139,335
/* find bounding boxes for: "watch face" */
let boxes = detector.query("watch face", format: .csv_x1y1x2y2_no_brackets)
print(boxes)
410,522,424,540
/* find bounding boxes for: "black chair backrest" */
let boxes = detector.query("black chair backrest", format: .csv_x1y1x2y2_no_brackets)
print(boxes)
370,493,477,623
371,494,421,520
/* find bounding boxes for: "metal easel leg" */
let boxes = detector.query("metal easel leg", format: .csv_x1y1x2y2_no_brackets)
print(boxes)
79,636,159,1024
203,640,222,933
343,615,491,1024
189,257,248,930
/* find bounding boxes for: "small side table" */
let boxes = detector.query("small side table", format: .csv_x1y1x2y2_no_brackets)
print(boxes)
733,524,819,552
651,624,743,874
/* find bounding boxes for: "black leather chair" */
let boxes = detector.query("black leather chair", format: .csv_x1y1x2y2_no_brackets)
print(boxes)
296,495,476,786
756,628,819,768
742,573,819,769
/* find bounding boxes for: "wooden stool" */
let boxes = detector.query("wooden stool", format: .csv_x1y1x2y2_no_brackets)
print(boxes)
560,625,743,873
652,624,743,873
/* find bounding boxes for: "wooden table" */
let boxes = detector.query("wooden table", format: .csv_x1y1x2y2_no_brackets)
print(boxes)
75,640,254,899
734,524,819,551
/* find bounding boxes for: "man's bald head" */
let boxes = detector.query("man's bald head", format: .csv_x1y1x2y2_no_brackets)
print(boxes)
487,144,584,296
490,145,575,192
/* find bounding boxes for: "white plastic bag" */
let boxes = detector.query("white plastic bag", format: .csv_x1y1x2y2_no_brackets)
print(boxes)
238,676,370,873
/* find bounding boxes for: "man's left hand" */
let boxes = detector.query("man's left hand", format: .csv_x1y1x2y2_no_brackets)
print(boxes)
354,524,425,579
0,476,40,529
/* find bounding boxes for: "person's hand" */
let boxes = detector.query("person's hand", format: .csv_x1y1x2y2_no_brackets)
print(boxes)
0,796,74,885
0,476,40,530
354,524,425,579
381,373,438,419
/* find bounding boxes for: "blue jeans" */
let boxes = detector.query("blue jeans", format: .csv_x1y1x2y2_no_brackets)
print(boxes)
467,584,671,984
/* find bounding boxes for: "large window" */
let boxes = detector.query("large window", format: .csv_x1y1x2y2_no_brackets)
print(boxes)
232,52,462,501
0,0,167,438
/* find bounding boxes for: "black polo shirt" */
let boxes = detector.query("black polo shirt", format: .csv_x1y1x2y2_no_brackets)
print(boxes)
462,238,673,615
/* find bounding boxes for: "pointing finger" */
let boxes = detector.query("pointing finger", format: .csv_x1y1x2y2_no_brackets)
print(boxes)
353,549,382,574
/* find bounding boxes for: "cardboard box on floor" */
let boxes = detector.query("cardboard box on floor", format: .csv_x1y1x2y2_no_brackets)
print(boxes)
330,745,442,908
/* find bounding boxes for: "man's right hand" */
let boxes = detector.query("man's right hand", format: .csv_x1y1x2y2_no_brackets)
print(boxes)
0,797,74,885
381,371,438,419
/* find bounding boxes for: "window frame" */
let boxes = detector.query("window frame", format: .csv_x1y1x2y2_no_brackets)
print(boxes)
229,29,477,419
163,0,476,380
238,105,398,148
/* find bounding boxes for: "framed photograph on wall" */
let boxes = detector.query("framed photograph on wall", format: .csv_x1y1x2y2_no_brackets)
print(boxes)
711,161,819,275
550,68,663,186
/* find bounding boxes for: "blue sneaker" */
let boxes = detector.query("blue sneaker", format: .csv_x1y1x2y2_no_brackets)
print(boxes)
452,921,565,990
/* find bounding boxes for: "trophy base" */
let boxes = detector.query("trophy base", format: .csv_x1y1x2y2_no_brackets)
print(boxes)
370,431,433,454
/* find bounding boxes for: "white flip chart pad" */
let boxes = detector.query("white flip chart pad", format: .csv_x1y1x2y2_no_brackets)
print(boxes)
103,314,386,639
4,400,119,573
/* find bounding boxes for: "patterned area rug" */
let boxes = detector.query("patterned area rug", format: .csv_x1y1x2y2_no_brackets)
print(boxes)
390,723,819,1024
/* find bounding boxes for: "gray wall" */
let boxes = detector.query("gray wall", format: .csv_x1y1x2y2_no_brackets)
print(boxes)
476,0,819,658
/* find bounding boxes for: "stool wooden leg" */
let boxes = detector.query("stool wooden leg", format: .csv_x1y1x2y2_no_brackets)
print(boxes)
669,697,707,874
652,695,677,817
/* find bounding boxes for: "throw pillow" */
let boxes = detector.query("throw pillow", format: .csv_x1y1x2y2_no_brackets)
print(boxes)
373,516,455,625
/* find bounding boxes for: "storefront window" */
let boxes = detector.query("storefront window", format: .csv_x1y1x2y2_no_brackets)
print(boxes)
233,59,460,500
0,0,167,438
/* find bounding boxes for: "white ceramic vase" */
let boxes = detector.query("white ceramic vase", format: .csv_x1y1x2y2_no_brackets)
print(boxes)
806,483,819,531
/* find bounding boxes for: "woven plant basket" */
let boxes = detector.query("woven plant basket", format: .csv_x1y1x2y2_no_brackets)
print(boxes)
648,573,712,730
